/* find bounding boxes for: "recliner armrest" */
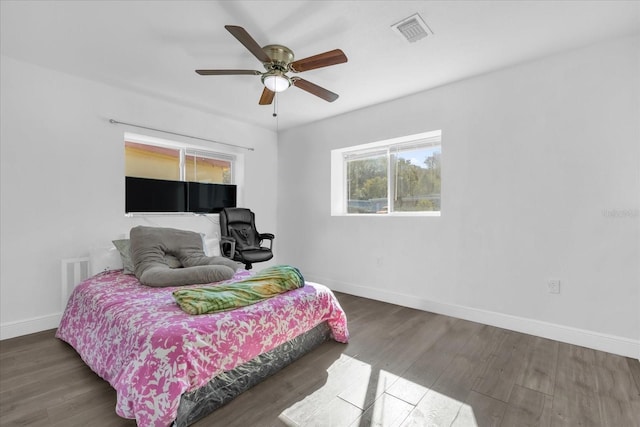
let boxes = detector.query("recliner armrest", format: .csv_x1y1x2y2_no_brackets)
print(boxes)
259,233,274,250
220,236,236,258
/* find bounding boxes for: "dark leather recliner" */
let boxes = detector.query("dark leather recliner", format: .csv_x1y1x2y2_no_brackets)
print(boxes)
219,208,274,270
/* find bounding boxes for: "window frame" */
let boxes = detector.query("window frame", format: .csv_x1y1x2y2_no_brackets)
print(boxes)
124,132,244,215
331,130,442,217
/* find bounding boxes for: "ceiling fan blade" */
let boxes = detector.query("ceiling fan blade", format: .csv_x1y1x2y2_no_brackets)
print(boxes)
291,77,339,102
259,88,275,105
225,25,272,64
289,49,347,73
196,69,261,76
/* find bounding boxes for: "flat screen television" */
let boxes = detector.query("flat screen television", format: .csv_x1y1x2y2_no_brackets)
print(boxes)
125,177,237,213
125,177,187,213
187,182,237,213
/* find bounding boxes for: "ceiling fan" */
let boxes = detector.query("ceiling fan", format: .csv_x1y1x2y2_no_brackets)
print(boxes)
196,25,347,105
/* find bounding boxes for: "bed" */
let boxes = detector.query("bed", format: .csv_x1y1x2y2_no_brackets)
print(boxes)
56,267,349,427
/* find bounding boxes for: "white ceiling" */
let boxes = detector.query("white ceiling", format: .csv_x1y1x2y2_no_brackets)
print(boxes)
2,1,639,132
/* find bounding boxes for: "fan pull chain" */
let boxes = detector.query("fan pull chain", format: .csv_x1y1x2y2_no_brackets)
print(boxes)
274,92,279,132
273,91,278,118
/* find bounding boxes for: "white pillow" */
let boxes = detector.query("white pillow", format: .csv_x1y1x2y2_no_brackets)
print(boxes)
202,236,221,257
89,246,124,276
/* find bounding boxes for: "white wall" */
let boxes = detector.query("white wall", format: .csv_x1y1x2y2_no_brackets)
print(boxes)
277,35,640,358
0,56,278,339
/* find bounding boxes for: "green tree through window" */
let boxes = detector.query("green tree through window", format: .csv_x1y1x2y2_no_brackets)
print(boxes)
342,133,441,214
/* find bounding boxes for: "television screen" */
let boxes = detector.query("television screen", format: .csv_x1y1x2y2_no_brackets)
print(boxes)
187,182,237,213
125,177,187,213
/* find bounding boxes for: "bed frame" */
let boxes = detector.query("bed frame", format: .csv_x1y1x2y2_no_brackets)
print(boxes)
174,322,330,426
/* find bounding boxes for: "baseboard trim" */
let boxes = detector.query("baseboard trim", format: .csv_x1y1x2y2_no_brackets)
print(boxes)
3,279,638,360
309,275,640,359
0,313,62,341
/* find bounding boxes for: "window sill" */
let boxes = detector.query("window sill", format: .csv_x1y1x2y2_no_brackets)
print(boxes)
125,212,220,217
332,211,441,217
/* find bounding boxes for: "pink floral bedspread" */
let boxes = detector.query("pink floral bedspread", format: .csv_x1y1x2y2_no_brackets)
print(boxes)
56,269,349,427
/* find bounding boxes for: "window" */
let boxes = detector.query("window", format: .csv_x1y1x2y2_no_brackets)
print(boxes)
185,150,232,184
125,134,234,184
123,133,242,214
125,141,181,181
331,130,441,216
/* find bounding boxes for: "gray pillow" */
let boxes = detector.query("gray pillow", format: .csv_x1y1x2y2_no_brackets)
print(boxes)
129,226,239,287
164,254,182,268
112,239,135,274
113,239,187,273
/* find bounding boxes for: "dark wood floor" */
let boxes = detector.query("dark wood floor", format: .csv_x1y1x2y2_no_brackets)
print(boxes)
2,292,639,427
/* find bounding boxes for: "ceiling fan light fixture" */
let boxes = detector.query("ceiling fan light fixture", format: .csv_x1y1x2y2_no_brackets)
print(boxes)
262,71,291,92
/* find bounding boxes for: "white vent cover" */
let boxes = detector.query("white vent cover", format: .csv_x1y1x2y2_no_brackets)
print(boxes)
391,13,433,43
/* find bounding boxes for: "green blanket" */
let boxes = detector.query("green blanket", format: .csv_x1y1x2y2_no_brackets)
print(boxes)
173,265,305,315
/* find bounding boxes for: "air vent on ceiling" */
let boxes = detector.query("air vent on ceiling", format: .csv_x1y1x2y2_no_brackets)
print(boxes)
391,13,433,43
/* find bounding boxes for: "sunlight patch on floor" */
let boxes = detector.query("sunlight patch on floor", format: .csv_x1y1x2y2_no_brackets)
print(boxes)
451,403,479,427
407,389,475,426
279,357,478,427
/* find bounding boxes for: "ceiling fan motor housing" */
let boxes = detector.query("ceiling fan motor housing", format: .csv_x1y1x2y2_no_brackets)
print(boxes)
262,44,294,71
